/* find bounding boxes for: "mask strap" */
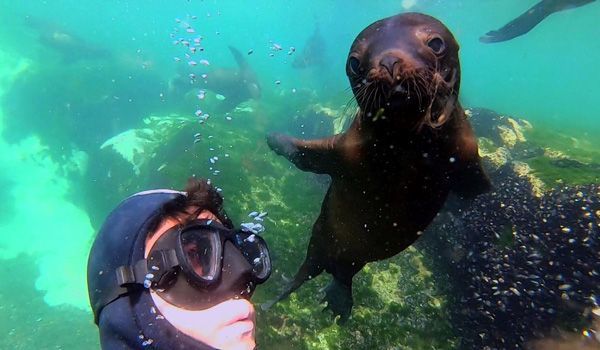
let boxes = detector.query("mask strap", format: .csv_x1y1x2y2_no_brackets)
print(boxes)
116,249,179,287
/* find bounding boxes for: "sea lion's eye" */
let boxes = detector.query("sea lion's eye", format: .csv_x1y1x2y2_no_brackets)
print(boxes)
427,36,446,55
348,56,361,75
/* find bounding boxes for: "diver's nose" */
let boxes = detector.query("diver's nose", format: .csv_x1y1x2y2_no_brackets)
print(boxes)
379,55,399,77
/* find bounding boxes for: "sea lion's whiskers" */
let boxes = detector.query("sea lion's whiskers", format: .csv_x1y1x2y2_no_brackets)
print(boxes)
342,95,359,121
412,74,430,109
352,82,370,106
373,84,382,114
419,77,441,131
422,70,457,129
410,77,423,106
366,82,380,112
343,92,360,114
360,82,375,111
342,81,371,120
404,77,413,101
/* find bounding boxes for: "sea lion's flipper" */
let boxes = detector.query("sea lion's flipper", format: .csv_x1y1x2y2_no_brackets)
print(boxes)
228,45,249,71
479,0,597,43
321,279,353,324
228,45,261,100
262,215,329,311
320,258,364,323
452,160,491,199
480,1,554,43
266,133,342,175
450,117,492,198
261,255,324,311
480,0,596,43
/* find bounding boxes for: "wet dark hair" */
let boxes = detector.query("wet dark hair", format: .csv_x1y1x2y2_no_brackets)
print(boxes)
147,177,233,240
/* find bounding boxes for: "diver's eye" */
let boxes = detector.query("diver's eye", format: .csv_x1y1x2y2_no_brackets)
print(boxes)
427,36,446,55
348,56,361,75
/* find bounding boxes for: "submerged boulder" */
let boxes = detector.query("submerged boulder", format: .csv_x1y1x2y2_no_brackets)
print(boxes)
418,107,600,349
421,165,600,349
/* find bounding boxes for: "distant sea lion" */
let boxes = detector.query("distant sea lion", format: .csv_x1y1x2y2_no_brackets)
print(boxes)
292,23,326,69
24,16,112,62
265,13,490,322
480,0,596,43
170,46,261,113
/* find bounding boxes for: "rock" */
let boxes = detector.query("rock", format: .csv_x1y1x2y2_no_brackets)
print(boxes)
100,114,193,175
419,165,600,349
467,108,531,149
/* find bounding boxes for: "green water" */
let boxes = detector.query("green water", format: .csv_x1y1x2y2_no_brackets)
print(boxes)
0,0,598,349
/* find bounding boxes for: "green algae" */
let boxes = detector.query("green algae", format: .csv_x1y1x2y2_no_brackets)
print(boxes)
116,107,458,349
91,104,600,349
526,156,600,186
256,245,456,349
521,126,600,186
0,255,99,349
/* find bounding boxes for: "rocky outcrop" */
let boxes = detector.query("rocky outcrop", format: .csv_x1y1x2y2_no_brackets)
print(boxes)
418,108,600,349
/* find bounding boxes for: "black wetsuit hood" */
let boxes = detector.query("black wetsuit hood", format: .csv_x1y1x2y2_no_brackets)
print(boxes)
87,190,216,350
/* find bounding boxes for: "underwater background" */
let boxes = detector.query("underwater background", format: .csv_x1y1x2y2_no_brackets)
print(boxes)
0,0,599,349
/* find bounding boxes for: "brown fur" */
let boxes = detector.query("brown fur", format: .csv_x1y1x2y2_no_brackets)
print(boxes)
265,13,490,322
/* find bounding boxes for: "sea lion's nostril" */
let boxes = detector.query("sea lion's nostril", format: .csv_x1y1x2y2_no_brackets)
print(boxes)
379,55,398,77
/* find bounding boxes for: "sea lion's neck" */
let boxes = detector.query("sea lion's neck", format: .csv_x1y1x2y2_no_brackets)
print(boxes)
353,109,431,146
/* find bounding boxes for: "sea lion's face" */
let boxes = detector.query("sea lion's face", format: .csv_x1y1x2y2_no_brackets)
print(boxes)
347,13,460,128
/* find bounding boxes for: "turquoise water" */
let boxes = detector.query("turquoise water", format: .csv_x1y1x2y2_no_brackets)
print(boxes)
0,0,599,349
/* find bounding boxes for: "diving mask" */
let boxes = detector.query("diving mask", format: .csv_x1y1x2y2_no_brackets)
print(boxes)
116,219,271,310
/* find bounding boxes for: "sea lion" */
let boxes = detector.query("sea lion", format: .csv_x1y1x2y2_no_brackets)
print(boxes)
265,13,491,322
170,46,261,113
292,23,326,69
24,16,112,62
480,0,596,43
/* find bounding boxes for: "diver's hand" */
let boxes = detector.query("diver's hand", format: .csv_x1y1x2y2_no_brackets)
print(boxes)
266,132,297,158
152,293,256,350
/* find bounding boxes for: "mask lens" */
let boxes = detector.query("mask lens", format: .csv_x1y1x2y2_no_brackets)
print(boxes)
235,233,271,282
180,229,220,283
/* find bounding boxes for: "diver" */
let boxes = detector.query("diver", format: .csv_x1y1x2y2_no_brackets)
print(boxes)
87,177,271,350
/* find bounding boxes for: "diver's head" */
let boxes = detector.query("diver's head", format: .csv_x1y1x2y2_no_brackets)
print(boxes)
87,178,271,350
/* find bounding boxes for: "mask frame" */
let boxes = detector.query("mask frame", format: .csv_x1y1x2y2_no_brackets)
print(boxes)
116,219,271,310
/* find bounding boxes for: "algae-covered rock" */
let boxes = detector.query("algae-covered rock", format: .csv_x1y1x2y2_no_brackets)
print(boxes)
100,128,155,175
100,114,193,175
479,143,511,169
469,107,599,189
90,101,598,350
259,245,457,350
416,107,600,348
513,161,545,197
419,166,600,349
468,108,531,149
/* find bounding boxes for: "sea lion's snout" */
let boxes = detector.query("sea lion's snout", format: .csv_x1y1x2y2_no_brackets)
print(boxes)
372,50,425,84
365,51,433,112
379,54,399,79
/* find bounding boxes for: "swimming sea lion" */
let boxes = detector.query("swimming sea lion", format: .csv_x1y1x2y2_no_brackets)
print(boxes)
480,0,596,43
265,13,491,322
170,46,261,113
24,16,112,63
204,46,261,113
292,23,326,69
